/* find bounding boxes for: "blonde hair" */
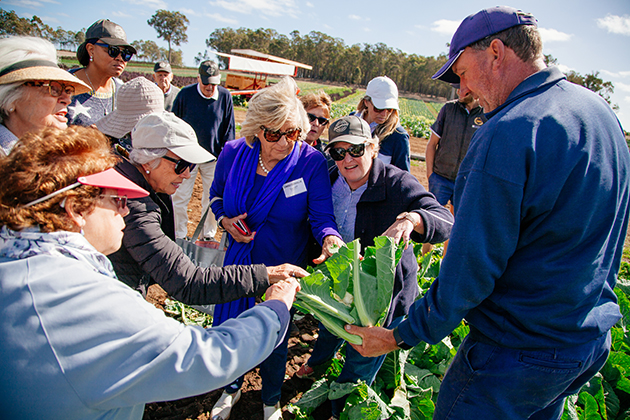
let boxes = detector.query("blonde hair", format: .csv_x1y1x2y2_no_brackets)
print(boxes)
0,36,59,123
357,95,400,141
0,126,118,232
240,77,310,146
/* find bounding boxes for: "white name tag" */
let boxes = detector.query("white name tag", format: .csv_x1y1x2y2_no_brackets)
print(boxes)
283,178,307,198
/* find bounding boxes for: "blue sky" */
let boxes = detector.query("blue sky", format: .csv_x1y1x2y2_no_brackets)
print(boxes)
5,0,630,130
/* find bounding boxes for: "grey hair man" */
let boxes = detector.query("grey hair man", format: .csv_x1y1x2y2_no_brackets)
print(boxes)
153,61,179,112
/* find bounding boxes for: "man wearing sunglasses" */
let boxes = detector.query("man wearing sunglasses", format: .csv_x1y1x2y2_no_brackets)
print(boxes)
67,19,136,127
172,60,235,241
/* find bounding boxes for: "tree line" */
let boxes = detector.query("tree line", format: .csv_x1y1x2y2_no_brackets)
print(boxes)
203,27,453,99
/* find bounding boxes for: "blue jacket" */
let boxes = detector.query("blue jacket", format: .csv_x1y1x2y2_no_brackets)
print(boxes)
331,158,453,325
377,125,411,172
172,84,235,157
398,67,630,349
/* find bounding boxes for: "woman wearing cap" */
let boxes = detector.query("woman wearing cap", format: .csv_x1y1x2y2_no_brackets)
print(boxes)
296,115,453,419
0,36,90,156
67,19,136,127
95,76,164,149
355,76,411,171
107,111,306,308
0,125,301,419
301,90,332,153
209,77,344,420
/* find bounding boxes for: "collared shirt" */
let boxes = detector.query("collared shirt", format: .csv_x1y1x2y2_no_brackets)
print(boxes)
196,83,220,100
0,124,18,157
331,176,368,242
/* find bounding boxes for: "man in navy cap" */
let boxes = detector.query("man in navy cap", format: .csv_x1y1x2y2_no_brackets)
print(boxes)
346,6,630,419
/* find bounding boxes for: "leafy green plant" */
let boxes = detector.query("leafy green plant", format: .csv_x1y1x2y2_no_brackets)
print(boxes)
163,298,213,328
293,237,403,345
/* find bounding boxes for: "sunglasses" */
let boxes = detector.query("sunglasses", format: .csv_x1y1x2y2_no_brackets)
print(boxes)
24,81,75,97
307,113,329,126
100,194,128,211
369,101,392,114
260,126,302,142
328,143,367,161
161,155,196,175
94,42,134,62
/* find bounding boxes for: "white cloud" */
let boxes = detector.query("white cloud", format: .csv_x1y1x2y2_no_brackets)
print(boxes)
210,0,300,18
306,2,314,7
111,11,132,19
601,70,630,79
349,15,362,21
538,27,572,43
123,0,168,9
430,19,460,36
556,64,573,74
203,13,239,25
616,82,630,93
596,14,630,36
624,95,630,103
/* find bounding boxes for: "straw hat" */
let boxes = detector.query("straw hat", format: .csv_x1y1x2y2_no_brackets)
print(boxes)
95,77,164,139
0,59,91,94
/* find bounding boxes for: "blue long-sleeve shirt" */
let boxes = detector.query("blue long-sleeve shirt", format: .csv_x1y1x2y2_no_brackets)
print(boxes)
399,67,630,349
210,138,340,267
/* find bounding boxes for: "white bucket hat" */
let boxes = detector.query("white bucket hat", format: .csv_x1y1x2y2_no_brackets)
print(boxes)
131,111,216,164
366,76,399,110
95,77,164,139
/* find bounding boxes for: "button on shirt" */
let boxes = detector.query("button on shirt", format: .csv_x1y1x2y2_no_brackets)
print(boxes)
332,176,368,242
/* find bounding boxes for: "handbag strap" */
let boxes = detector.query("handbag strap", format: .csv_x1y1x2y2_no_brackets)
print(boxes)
191,205,227,247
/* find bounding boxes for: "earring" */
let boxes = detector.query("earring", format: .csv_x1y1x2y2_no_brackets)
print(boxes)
89,56,93,62
8,107,14,112
145,170,150,174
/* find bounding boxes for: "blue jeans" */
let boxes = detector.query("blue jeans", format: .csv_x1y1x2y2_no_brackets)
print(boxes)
434,331,611,420
308,317,404,417
428,172,455,206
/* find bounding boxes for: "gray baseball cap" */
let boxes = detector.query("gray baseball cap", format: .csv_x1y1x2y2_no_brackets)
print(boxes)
131,111,216,164
326,115,373,149
199,60,221,85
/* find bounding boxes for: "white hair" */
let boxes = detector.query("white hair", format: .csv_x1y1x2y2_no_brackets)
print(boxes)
128,147,168,169
0,36,58,123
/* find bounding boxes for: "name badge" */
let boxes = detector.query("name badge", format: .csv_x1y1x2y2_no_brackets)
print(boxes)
283,178,307,198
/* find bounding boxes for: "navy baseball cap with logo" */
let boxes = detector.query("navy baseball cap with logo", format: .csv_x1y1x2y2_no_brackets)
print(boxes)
198,60,221,85
432,6,537,84
154,61,172,73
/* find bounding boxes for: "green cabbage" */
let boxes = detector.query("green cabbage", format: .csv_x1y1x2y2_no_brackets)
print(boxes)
293,236,403,345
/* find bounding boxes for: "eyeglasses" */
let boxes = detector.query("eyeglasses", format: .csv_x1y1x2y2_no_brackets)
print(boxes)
24,81,75,97
260,126,302,142
100,194,128,211
161,155,196,175
94,42,134,62
328,143,367,161
307,113,329,126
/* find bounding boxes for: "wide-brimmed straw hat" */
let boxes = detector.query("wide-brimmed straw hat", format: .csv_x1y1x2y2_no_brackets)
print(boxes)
0,59,91,94
96,77,164,138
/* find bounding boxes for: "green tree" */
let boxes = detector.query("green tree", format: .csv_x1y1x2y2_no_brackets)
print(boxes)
567,70,618,111
147,10,189,63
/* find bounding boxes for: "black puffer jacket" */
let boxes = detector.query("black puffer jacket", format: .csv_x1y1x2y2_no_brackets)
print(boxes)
107,157,270,305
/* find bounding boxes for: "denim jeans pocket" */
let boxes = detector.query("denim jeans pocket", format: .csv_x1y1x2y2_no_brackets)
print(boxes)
519,352,583,373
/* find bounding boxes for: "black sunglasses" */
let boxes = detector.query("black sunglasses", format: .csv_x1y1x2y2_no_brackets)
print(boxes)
260,126,301,142
161,156,196,175
94,42,134,62
307,112,329,126
328,143,366,161
100,194,128,211
24,80,75,97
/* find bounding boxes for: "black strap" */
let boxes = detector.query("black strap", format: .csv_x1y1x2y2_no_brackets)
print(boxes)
0,59,59,78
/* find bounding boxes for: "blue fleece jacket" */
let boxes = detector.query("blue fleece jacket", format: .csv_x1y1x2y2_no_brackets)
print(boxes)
398,67,630,349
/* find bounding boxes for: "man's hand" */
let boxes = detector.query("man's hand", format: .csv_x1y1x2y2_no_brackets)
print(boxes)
264,277,301,310
345,325,400,357
266,263,309,283
313,235,345,265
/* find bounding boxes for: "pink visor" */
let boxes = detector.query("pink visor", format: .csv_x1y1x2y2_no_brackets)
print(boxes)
78,168,149,199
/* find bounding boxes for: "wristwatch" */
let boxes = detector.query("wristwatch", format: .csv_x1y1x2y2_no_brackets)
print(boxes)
393,326,413,350
396,211,420,228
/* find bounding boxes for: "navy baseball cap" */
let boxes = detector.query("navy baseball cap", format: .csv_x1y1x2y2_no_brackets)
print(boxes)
432,6,537,83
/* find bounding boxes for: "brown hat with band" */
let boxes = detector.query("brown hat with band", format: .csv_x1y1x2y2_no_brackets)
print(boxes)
0,59,91,94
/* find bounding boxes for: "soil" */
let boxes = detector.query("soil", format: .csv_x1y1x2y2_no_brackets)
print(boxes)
143,109,429,419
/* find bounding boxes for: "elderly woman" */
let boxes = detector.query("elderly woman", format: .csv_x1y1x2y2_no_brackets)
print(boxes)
296,115,454,419
107,110,306,303
300,90,331,153
67,19,136,126
209,77,344,420
355,76,410,171
0,36,90,156
0,125,300,419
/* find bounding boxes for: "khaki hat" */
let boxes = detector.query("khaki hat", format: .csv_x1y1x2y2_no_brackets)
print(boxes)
96,77,164,139
0,59,91,94
326,115,373,149
131,111,216,164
